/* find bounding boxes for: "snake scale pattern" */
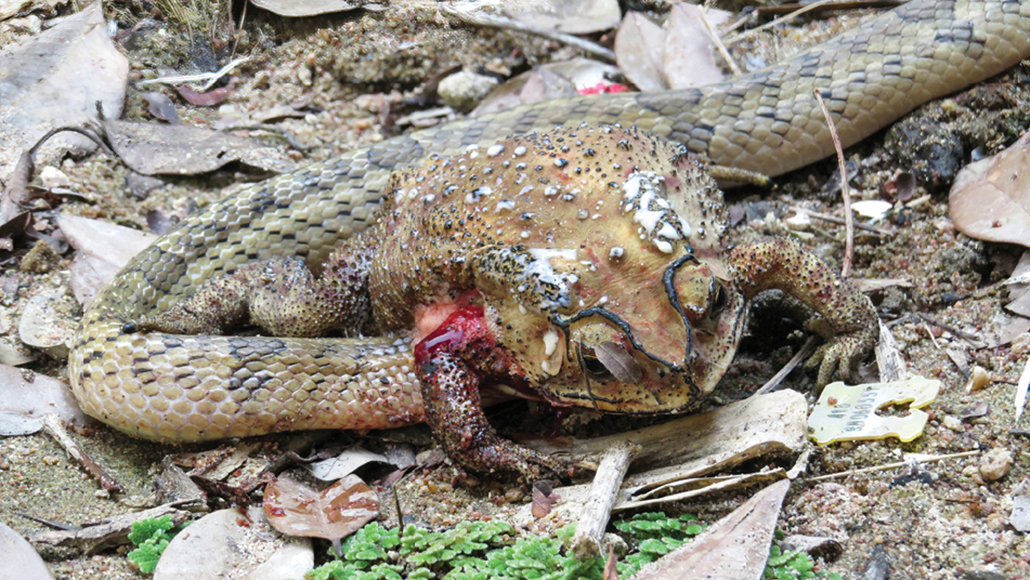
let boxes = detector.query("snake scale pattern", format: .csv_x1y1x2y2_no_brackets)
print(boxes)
70,0,1030,442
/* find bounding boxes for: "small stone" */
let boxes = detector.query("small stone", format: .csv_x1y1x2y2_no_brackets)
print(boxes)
438,70,499,112
965,366,991,392
942,415,964,432
979,448,1013,481
38,166,74,189
1012,333,1030,354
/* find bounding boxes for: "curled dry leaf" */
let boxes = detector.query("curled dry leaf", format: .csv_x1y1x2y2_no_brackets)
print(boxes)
263,474,379,541
950,131,1030,247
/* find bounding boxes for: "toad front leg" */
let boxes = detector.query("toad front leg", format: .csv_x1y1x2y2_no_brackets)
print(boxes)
414,305,572,482
729,237,878,385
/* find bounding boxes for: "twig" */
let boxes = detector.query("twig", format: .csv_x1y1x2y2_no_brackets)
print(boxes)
697,7,742,76
922,321,941,349
137,56,251,92
812,89,855,278
913,312,985,347
804,450,979,482
571,441,639,559
439,3,616,62
1016,356,1030,423
42,414,124,494
723,0,843,45
788,206,890,235
754,336,817,396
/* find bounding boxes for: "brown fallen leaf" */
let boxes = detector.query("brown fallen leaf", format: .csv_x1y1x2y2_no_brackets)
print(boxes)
662,4,726,89
950,131,1030,247
472,58,617,118
263,473,379,541
248,0,382,17
614,12,666,92
141,92,179,123
633,479,790,579
97,114,296,175
0,3,127,179
510,0,620,35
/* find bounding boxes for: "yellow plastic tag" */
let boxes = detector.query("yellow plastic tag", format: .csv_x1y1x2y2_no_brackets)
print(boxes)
808,376,941,445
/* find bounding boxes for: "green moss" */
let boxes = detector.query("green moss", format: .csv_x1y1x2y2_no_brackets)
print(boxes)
126,515,188,574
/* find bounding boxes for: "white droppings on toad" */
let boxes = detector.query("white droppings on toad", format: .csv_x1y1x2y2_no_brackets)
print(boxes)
487,144,505,157
622,171,692,254
543,328,559,356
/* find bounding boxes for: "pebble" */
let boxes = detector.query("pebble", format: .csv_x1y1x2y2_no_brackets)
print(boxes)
942,415,964,432
978,448,1013,481
438,70,499,112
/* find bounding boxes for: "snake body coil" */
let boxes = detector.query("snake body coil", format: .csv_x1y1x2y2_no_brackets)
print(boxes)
70,0,1030,442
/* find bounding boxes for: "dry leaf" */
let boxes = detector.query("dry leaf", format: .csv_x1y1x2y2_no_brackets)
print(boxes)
0,364,93,429
614,13,666,92
248,0,381,17
0,3,128,179
264,474,378,540
662,4,725,90
510,0,620,35
303,446,389,481
950,131,1030,247
141,92,179,123
473,59,616,118
633,479,790,579
99,117,295,175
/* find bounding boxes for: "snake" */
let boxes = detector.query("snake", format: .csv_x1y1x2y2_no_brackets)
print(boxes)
69,0,1030,443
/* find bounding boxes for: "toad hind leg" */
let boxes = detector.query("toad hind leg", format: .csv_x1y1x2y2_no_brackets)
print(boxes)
131,243,375,338
414,305,572,482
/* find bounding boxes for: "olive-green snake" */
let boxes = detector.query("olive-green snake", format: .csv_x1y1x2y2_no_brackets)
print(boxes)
69,0,1030,442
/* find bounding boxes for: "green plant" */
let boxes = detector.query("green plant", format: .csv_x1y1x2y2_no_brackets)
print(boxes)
764,544,843,580
127,515,187,574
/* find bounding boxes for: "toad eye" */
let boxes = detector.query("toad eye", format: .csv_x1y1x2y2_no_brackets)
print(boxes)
579,346,611,379
579,341,643,383
710,281,727,317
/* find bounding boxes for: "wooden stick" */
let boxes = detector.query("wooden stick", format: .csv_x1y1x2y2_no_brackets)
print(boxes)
571,441,639,559
42,414,124,494
812,89,855,278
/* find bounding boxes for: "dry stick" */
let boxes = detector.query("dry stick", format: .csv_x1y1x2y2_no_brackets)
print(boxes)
697,6,742,76
571,441,640,560
231,0,247,59
812,89,855,278
754,336,817,396
723,0,843,45
805,450,979,482
439,3,616,62
42,414,124,494
789,206,890,235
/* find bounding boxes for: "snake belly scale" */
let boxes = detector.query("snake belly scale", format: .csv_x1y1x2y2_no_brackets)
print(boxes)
70,0,1030,442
